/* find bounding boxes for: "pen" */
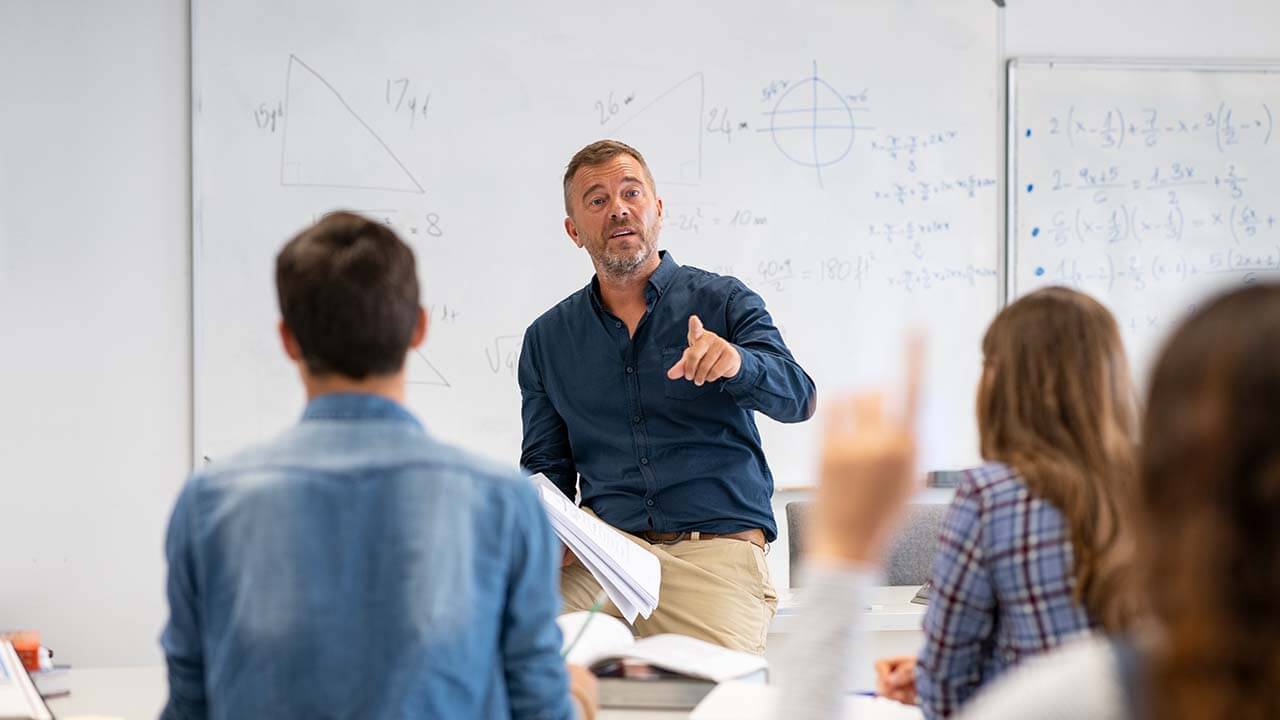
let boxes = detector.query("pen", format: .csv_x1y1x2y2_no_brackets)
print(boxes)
561,590,609,659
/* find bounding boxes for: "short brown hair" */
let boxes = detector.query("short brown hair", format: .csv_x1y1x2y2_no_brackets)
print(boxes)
978,286,1139,631
562,139,656,215
275,211,420,379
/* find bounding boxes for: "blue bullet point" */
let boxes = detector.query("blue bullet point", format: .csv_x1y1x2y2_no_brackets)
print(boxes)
1031,227,1040,237
1035,267,1045,277
1027,184,1035,193
1025,128,1032,138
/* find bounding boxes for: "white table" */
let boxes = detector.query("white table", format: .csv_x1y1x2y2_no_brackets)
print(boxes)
769,585,927,692
45,666,166,719
43,668,683,719
45,589,925,719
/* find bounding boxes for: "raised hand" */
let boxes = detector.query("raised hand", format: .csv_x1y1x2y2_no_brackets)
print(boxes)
811,337,923,566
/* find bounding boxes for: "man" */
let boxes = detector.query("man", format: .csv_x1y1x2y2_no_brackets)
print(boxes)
161,212,596,719
519,140,817,654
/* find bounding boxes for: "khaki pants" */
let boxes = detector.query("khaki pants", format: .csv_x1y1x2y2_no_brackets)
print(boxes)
560,524,778,655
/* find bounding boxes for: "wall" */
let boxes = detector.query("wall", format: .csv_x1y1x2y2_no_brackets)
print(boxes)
2,0,1278,666
0,1,191,665
1004,0,1280,59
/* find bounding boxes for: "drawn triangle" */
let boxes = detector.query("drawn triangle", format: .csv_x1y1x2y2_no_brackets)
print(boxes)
407,349,450,387
280,55,424,193
612,73,704,186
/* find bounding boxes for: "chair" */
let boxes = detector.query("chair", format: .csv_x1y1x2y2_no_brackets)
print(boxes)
786,501,949,587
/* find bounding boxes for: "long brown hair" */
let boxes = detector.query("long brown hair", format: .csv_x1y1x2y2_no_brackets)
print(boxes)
977,286,1139,631
1141,284,1280,720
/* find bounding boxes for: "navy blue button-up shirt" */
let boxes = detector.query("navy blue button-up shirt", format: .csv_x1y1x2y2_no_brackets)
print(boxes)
519,251,816,542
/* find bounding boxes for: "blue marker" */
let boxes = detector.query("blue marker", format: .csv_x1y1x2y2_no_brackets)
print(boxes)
1027,183,1035,193
1035,267,1045,277
1031,227,1040,237
1025,128,1032,138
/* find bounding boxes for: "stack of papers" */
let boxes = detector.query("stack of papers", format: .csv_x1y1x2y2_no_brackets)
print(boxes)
532,474,661,622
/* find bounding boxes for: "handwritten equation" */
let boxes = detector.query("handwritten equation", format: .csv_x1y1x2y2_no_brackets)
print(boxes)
872,175,997,204
1038,102,1273,153
1036,203,1276,247
1035,162,1248,202
870,130,960,173
664,206,768,235
887,264,998,293
1045,246,1280,292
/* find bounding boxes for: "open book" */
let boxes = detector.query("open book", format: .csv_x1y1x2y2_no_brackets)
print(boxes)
557,612,767,683
531,474,661,622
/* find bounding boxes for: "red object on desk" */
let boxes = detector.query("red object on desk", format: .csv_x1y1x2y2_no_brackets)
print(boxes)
4,631,41,672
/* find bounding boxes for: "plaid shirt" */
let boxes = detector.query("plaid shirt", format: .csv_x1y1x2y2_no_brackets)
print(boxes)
916,463,1093,719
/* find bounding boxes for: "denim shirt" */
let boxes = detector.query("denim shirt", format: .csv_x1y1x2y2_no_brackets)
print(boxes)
519,251,816,542
161,394,573,720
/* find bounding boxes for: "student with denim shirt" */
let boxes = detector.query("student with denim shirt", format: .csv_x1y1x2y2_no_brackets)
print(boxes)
161,212,596,720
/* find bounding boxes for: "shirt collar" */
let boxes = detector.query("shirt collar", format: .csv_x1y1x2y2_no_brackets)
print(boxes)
301,392,424,431
588,250,680,307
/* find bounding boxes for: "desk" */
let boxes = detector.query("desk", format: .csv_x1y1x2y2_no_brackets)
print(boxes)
46,666,166,719
47,589,925,719
45,668,682,719
769,585,927,691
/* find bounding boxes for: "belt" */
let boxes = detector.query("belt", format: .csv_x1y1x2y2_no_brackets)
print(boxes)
637,528,767,551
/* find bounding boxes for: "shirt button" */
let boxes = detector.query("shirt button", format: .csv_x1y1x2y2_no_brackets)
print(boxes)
615,321,622,328
626,366,634,374
640,457,649,465
632,415,641,423
646,499,655,507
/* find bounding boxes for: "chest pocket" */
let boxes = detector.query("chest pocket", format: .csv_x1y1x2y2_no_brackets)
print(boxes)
662,346,715,400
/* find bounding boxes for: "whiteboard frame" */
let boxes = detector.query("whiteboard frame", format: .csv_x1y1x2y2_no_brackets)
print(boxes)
1005,57,1280,304
190,2,206,469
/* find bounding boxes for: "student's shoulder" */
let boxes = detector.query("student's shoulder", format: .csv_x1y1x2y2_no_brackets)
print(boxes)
955,634,1124,720
958,462,1030,501
421,440,526,489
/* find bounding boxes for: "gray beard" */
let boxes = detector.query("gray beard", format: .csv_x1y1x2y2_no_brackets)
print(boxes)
596,238,655,280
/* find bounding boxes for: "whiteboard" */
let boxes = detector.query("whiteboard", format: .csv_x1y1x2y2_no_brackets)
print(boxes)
193,0,1002,482
1008,60,1280,379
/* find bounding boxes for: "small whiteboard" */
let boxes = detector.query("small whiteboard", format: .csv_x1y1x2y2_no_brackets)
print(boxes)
1008,60,1280,379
